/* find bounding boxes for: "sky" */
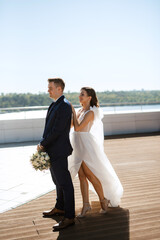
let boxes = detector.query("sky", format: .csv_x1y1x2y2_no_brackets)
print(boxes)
0,0,160,93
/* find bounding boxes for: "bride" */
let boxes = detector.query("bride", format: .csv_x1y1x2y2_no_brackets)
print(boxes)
68,87,123,217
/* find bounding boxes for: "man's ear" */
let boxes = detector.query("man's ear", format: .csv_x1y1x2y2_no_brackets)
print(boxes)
57,86,62,92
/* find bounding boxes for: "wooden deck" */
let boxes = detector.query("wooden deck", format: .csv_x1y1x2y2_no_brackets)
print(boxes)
0,135,160,240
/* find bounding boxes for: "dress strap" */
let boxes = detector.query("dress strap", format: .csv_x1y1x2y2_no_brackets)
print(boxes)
78,110,91,122
84,110,90,115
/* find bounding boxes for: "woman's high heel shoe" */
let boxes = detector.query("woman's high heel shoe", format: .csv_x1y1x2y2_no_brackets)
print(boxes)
99,198,110,213
77,202,91,218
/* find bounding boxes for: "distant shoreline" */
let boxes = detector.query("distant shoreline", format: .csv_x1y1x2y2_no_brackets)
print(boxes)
1,90,160,109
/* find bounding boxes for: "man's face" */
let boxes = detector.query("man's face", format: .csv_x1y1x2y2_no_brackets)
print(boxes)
48,82,59,100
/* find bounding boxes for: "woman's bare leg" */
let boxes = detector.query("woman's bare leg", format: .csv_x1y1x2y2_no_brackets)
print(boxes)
78,165,91,217
78,165,89,203
81,161,105,201
81,162,110,212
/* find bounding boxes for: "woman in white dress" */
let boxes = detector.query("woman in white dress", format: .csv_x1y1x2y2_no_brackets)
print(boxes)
68,87,123,217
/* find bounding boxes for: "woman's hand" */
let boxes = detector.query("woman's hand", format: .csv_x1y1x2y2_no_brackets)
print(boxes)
70,102,76,115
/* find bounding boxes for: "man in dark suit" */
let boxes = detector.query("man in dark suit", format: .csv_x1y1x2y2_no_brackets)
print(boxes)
37,78,75,230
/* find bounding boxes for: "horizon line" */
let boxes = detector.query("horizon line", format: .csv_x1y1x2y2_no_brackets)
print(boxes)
1,89,160,95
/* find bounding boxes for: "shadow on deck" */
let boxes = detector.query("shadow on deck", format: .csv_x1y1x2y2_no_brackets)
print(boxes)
51,205,129,240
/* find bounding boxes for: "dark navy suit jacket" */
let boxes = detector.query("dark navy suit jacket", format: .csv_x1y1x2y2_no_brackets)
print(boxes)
40,95,73,160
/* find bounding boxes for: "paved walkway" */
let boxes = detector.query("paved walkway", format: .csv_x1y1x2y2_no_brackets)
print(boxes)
0,142,54,213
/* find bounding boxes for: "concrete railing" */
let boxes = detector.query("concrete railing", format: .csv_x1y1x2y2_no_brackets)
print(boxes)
103,111,160,136
0,110,160,144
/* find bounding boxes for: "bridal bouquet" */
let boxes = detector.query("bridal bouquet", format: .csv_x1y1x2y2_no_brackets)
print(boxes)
30,151,50,171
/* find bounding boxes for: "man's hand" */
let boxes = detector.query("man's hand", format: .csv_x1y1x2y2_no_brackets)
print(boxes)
37,144,45,152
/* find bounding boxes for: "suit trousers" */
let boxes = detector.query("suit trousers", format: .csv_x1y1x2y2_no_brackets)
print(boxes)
50,156,75,219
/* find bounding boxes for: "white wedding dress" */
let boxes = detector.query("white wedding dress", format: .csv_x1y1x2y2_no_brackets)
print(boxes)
68,106,123,207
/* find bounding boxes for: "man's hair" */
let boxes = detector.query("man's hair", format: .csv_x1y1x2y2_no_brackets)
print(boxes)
48,78,65,91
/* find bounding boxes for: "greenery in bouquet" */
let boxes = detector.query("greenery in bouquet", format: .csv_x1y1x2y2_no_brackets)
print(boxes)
30,150,50,171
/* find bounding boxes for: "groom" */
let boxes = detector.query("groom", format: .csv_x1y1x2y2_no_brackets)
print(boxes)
37,78,75,230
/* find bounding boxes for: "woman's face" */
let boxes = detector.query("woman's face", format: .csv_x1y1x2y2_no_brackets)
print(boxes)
79,89,91,105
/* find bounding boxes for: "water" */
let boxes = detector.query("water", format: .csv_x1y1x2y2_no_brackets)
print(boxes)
102,104,160,113
0,104,160,120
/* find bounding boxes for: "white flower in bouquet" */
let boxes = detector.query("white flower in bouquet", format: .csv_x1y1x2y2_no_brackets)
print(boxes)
41,152,46,156
45,155,50,161
30,150,50,171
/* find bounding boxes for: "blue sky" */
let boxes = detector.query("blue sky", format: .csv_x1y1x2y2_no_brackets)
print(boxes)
0,0,160,93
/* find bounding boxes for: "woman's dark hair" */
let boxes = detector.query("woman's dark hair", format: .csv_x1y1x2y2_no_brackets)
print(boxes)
81,87,99,107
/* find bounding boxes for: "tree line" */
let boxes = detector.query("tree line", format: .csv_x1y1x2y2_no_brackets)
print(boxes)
0,90,160,108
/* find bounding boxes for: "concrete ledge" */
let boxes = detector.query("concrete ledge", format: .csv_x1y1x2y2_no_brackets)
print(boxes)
0,111,160,144
0,118,45,144
103,111,160,136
